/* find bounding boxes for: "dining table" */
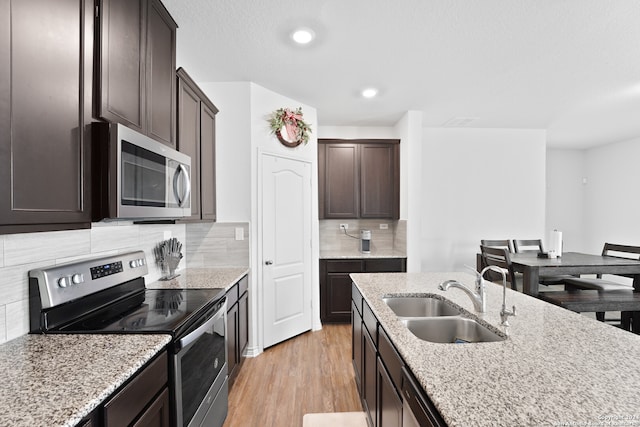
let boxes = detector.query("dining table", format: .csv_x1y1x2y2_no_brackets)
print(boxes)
509,251,640,296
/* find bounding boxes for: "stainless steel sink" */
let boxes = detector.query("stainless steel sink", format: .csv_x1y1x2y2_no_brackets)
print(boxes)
382,296,461,317
401,317,507,343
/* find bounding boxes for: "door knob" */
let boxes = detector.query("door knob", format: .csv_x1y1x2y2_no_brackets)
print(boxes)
265,260,273,265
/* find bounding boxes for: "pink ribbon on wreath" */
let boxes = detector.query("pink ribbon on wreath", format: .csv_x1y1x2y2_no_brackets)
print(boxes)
283,109,303,141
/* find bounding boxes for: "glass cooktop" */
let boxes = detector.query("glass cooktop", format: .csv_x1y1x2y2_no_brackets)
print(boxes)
59,288,226,335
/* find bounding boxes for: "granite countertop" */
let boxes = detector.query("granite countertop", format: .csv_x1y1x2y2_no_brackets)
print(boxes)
320,249,406,259
0,334,171,427
146,267,249,290
351,272,640,427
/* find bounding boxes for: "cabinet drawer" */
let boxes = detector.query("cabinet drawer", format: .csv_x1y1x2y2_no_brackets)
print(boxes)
325,260,363,273
364,258,406,273
378,327,403,391
352,283,363,316
362,301,377,346
103,352,168,427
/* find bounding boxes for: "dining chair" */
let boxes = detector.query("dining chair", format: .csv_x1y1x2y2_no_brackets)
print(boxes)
562,243,640,322
481,239,513,252
480,245,518,291
512,239,573,286
513,239,544,253
479,240,514,282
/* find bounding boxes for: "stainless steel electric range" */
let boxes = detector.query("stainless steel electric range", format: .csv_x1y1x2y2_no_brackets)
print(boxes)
28,251,228,427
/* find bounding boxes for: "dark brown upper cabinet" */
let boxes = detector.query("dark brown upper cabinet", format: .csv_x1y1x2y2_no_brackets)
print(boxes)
0,0,93,234
96,0,177,147
318,139,400,219
176,68,219,222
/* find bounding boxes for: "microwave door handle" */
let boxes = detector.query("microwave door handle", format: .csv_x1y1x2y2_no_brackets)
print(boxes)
173,164,191,207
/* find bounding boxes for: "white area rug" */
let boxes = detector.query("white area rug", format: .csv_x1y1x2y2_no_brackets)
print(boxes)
302,412,367,427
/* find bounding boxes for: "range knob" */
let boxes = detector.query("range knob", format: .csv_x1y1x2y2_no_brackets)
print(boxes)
71,273,83,285
57,277,69,288
130,259,140,268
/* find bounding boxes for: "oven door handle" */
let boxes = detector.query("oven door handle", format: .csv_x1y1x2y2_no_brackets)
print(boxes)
177,301,226,351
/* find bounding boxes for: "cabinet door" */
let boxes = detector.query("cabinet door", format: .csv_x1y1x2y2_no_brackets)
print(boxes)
324,272,354,323
0,0,92,233
360,143,399,219
104,353,168,427
227,302,239,380
323,143,359,218
321,260,362,323
238,290,249,356
98,0,145,132
351,301,363,393
132,387,170,427
200,101,217,221
363,327,377,427
145,0,176,147
377,358,402,427
177,73,201,220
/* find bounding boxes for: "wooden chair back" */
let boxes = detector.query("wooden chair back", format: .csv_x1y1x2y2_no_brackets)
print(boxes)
600,243,640,279
513,239,544,253
480,239,513,252
480,245,518,290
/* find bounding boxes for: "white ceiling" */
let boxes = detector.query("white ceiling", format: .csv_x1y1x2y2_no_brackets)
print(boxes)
162,0,640,149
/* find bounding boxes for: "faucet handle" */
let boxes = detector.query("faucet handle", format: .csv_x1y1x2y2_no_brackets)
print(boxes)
500,304,516,326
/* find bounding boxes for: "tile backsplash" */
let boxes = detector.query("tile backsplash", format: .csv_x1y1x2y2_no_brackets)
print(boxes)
0,220,250,345
186,222,250,268
320,219,406,253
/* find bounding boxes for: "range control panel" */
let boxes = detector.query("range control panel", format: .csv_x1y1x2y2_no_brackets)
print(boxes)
29,251,149,309
90,261,124,280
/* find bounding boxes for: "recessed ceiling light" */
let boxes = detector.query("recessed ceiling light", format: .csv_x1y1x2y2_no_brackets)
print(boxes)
362,88,378,98
291,28,315,45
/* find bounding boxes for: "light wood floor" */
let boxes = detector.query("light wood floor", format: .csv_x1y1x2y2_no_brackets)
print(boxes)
223,324,362,427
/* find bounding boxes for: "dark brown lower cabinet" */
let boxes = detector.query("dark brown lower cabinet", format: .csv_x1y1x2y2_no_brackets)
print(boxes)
227,274,249,388
132,388,170,427
103,352,169,427
351,283,447,427
351,300,363,393
227,301,239,378
320,258,406,323
362,324,377,426
378,358,402,427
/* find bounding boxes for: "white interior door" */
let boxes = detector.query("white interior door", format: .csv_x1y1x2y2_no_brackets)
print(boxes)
262,153,312,348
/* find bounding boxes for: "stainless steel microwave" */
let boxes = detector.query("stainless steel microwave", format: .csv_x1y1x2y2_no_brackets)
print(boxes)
92,123,191,221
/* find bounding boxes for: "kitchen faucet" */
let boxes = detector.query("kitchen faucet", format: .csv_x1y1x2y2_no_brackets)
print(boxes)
438,268,487,313
438,266,516,324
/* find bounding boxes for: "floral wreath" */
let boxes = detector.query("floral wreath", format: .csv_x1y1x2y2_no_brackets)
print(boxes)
268,107,312,147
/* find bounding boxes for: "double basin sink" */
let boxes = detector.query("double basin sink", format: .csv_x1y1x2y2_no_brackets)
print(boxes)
383,296,506,344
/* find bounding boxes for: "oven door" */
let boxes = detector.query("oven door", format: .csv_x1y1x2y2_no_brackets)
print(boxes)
173,301,228,427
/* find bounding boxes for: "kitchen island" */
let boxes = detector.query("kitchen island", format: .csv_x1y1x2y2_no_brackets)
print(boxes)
351,272,640,427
